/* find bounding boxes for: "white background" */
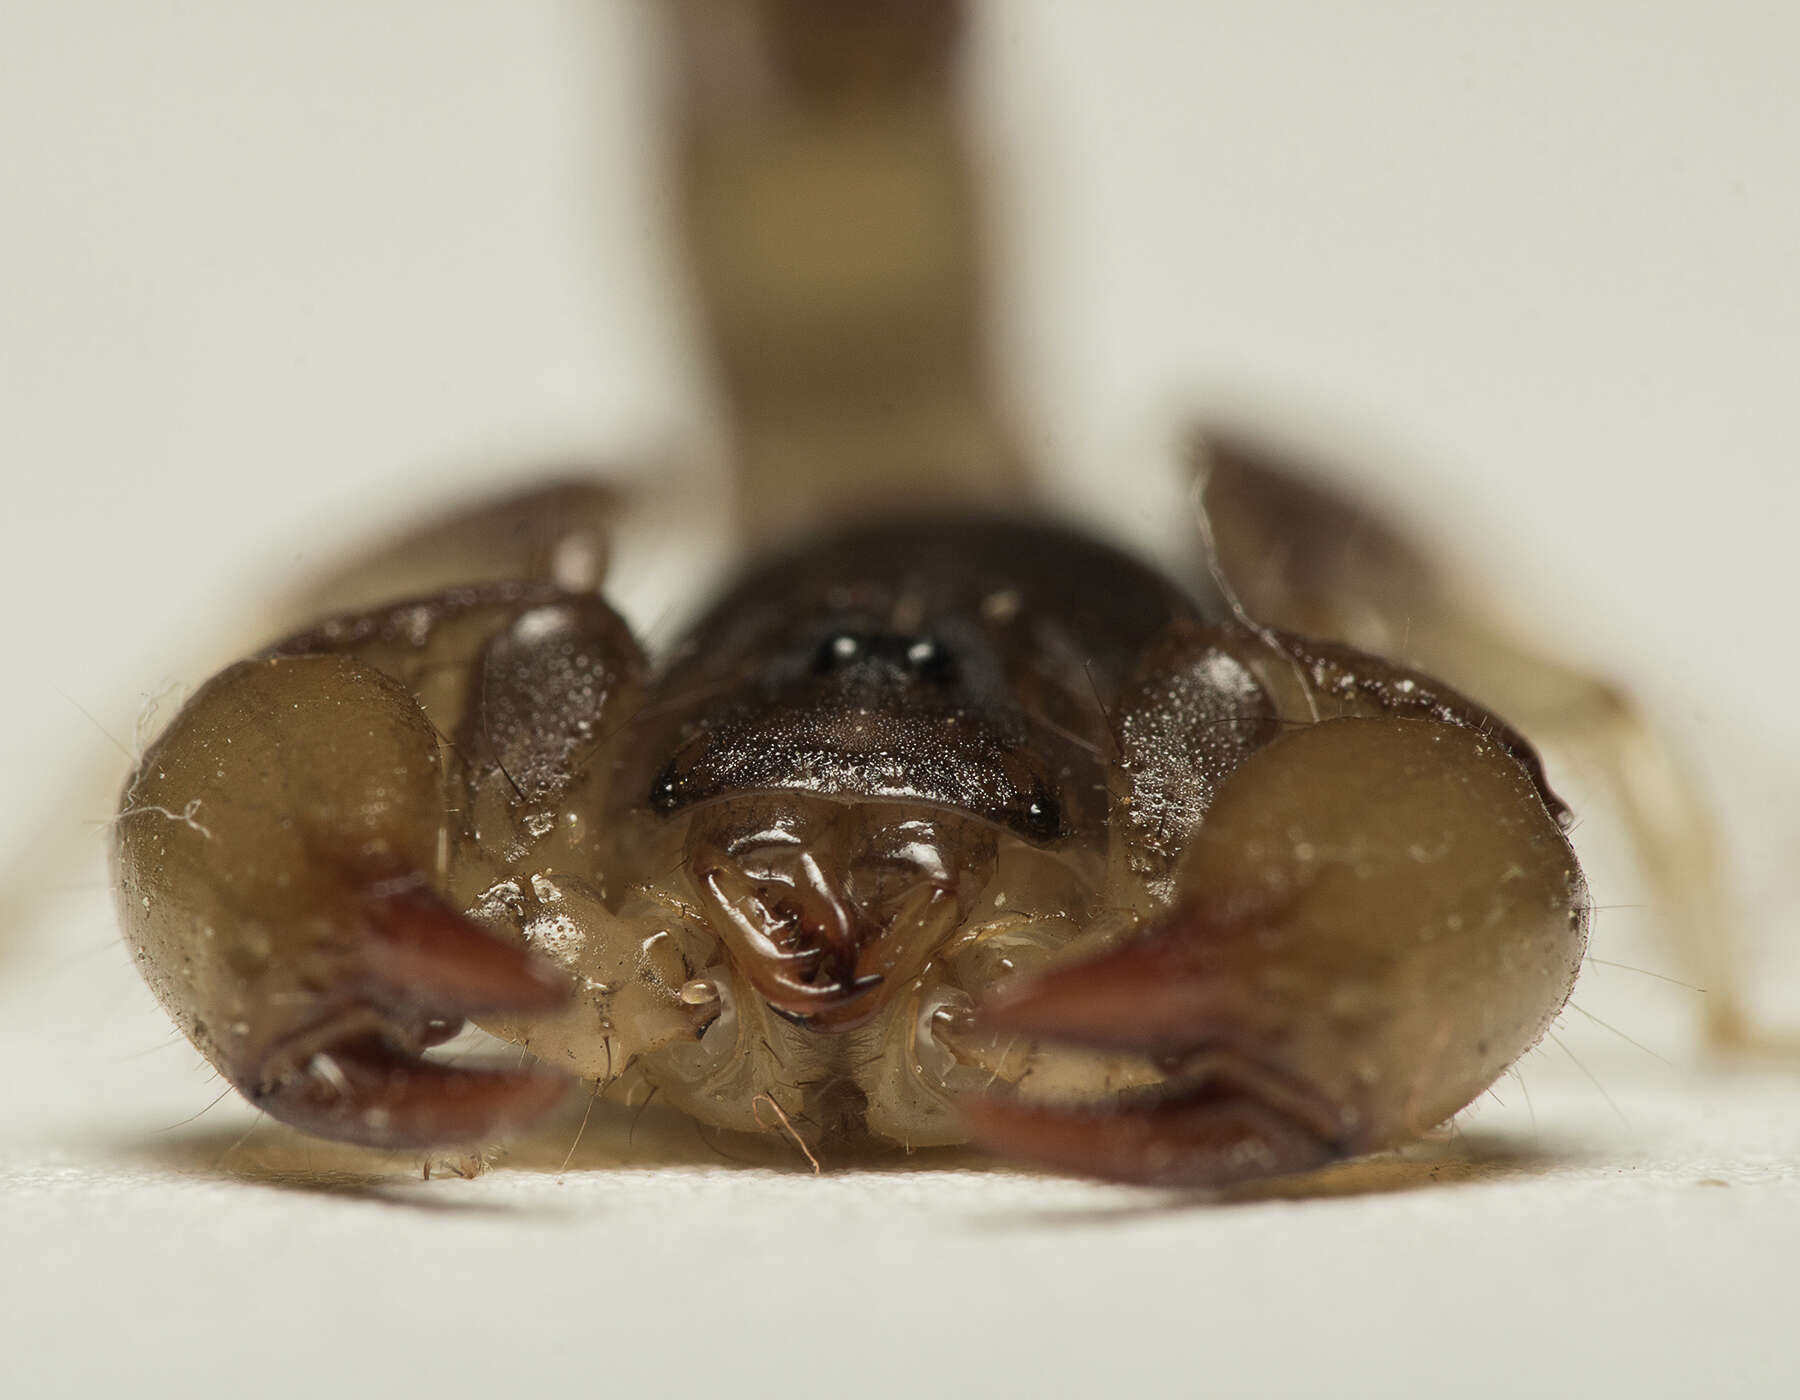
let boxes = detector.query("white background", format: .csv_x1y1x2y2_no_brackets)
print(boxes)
2,3,1797,1396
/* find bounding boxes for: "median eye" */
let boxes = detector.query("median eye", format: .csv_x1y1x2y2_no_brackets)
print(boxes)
813,631,866,673
903,636,956,685
811,630,956,683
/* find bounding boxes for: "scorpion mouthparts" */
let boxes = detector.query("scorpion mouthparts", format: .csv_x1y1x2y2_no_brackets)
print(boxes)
762,965,888,1031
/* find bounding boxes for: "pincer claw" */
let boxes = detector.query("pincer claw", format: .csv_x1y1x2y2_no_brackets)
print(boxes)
963,715,1586,1187
963,923,1344,1188
251,1033,570,1151
245,884,576,1151
357,881,573,1021
961,1081,1336,1189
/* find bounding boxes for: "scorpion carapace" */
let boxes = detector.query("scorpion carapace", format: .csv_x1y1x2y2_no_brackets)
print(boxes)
113,511,1586,1186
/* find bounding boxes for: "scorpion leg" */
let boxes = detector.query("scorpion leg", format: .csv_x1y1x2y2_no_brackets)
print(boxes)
1198,431,1747,1047
292,476,632,618
965,629,1587,1187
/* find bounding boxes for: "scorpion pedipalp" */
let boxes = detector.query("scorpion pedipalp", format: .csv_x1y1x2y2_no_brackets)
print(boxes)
964,716,1588,1187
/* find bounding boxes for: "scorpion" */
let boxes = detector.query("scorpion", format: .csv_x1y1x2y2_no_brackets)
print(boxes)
115,0,1729,1189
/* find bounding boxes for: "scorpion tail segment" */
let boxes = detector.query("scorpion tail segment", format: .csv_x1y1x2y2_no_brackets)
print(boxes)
969,714,1587,1187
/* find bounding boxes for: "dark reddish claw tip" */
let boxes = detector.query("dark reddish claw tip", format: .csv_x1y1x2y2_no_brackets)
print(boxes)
360,884,571,1019
241,882,576,1152
973,925,1246,1059
966,918,1347,1187
255,1036,571,1151
962,1088,1335,1189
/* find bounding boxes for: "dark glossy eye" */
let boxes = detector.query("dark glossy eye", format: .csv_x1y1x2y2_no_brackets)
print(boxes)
649,768,682,811
811,629,956,684
902,636,956,685
1020,791,1062,841
813,631,866,673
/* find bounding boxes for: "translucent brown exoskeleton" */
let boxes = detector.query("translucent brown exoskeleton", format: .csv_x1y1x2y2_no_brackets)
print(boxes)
112,509,1587,1186
109,0,1597,1187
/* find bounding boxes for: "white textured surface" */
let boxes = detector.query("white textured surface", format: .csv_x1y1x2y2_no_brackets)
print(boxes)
3,5,1798,1398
